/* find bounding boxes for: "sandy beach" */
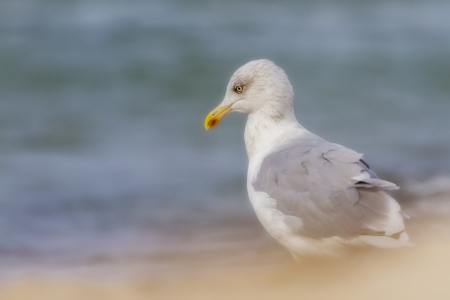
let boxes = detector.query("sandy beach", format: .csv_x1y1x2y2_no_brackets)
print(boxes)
2,191,450,300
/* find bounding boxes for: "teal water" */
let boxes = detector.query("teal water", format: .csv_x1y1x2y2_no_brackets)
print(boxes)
0,0,449,275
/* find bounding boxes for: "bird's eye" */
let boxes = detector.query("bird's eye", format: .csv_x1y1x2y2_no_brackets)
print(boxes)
234,85,244,93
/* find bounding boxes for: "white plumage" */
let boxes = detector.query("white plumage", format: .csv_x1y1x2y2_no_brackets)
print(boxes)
205,59,411,259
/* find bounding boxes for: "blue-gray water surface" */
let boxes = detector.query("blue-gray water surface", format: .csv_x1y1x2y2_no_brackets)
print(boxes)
0,0,449,276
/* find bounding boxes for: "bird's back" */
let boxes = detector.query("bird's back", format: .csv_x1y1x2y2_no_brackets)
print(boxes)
249,133,411,257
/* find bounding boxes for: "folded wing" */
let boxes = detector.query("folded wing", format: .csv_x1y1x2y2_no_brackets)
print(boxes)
253,136,409,245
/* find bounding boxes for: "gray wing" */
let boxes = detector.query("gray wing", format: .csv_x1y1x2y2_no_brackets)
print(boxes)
253,136,405,240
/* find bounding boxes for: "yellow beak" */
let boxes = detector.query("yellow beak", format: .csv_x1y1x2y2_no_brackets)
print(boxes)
204,103,232,130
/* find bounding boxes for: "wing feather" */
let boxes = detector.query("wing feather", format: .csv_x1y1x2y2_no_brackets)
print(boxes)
254,136,407,242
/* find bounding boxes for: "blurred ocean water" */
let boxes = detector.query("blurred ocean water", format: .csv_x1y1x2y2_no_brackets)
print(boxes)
0,0,449,276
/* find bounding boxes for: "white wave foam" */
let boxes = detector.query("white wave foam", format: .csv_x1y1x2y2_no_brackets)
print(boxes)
405,176,450,197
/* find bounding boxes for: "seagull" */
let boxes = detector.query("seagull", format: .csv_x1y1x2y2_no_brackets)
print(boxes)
204,59,411,259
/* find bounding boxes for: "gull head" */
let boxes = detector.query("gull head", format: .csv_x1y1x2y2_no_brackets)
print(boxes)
205,59,294,130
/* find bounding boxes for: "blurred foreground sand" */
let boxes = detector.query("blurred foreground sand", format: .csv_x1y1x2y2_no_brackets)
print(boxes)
1,192,450,300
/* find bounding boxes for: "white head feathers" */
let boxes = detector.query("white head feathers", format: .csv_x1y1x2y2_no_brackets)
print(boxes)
221,59,295,116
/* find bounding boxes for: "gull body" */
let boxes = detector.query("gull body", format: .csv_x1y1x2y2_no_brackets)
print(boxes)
205,59,411,259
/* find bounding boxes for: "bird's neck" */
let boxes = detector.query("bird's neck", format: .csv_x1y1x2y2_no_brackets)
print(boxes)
244,103,302,159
